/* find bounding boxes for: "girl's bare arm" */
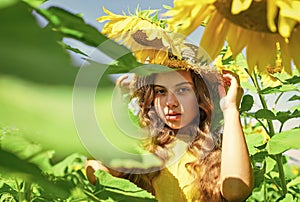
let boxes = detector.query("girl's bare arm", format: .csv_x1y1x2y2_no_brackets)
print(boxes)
219,72,254,201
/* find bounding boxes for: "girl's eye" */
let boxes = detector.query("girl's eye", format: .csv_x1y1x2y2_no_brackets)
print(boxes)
155,88,166,95
176,87,191,94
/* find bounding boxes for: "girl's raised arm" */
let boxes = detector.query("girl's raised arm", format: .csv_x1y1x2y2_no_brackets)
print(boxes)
219,71,254,201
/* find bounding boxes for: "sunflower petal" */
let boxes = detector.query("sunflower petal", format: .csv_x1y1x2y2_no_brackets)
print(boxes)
164,0,215,36
226,23,248,58
231,0,253,14
277,0,300,21
277,36,292,74
246,32,277,74
266,0,278,32
278,14,297,38
288,27,300,72
200,11,228,60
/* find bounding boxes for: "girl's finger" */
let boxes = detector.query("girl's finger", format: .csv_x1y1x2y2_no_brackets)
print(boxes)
222,72,240,89
116,74,129,88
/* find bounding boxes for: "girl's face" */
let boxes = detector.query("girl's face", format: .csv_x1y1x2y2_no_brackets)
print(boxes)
154,70,199,130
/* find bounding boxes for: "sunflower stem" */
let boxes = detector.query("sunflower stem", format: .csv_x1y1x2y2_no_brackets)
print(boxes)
279,122,284,133
274,92,284,108
275,154,288,195
252,70,275,137
251,69,287,196
254,118,269,135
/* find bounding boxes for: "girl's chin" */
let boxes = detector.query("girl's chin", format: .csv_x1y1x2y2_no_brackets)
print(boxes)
166,122,187,130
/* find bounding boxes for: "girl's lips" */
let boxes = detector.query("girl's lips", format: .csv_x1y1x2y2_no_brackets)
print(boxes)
166,113,181,120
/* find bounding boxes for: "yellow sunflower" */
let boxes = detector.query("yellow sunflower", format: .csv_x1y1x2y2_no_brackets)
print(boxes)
260,50,285,87
97,7,184,64
164,0,300,75
213,47,249,83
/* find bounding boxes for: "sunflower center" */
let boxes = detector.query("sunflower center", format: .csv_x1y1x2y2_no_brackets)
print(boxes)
214,0,274,33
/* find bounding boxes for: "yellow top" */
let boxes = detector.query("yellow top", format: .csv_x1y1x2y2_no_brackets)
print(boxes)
152,138,200,202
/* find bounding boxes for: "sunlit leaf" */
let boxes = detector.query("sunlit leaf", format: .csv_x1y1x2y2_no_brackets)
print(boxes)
49,153,84,176
277,193,293,202
265,156,276,174
287,175,300,188
267,128,300,154
241,81,257,93
245,133,264,155
259,85,298,94
23,0,47,8
235,53,248,69
1,133,43,160
94,170,157,201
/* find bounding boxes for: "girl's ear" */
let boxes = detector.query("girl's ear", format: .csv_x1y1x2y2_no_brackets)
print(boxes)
199,107,207,123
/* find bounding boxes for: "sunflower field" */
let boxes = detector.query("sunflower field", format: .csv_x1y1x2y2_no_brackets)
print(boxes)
1,0,300,201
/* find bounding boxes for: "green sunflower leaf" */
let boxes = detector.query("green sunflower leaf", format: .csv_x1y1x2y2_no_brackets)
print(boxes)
267,128,300,154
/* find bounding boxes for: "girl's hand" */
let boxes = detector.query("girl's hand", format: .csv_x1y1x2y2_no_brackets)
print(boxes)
85,160,110,185
116,74,130,94
219,70,243,112
85,160,122,185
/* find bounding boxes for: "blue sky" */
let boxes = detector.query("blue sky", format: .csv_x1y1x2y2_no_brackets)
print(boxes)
42,0,173,30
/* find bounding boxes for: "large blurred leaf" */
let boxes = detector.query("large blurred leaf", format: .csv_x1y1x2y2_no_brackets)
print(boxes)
0,77,89,159
0,0,18,9
0,130,55,171
23,0,47,8
0,2,77,85
94,170,157,201
267,128,300,154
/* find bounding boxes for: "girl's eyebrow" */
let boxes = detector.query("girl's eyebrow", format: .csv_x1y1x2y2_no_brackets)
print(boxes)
175,82,194,87
154,85,165,88
154,82,193,88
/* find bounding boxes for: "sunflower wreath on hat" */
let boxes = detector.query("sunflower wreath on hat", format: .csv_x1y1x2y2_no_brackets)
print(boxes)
97,7,220,73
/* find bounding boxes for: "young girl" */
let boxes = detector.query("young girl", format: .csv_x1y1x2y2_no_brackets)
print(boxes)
85,47,254,201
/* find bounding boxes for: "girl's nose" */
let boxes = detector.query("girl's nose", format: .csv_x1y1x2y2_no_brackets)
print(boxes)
166,92,179,108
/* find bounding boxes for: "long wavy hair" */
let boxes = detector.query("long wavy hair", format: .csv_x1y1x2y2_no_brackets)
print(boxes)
123,59,224,201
